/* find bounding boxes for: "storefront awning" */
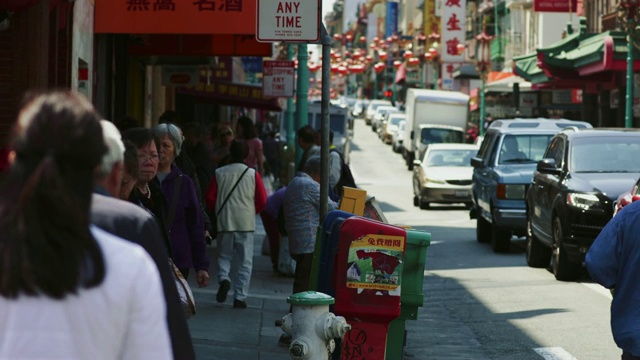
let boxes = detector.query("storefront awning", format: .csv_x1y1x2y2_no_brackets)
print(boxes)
485,74,533,93
452,64,479,79
513,18,640,91
177,83,283,112
128,34,272,58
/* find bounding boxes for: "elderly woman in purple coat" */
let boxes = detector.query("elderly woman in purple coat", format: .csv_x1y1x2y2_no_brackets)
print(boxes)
153,123,210,288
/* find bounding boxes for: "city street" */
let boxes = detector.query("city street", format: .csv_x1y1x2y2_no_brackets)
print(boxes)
349,118,619,359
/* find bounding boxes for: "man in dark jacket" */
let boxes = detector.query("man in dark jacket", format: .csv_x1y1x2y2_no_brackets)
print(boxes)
91,120,196,360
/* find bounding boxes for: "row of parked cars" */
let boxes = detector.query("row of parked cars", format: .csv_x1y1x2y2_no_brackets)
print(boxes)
349,95,640,282
470,118,640,281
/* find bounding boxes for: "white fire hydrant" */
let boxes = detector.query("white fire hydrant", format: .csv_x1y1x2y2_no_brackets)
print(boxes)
277,291,351,360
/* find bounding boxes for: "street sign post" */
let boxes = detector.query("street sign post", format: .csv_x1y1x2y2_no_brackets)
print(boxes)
256,0,321,42
263,60,295,97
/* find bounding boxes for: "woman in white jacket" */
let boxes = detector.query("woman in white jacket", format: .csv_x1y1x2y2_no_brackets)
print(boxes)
0,90,172,360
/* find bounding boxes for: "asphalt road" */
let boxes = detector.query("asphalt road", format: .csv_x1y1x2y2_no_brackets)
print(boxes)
348,117,619,360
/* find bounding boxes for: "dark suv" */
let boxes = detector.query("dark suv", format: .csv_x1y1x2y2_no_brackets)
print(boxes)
470,118,592,253
526,128,640,281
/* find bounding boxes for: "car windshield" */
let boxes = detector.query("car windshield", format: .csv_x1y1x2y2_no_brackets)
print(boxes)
389,117,403,126
497,134,552,164
571,137,640,172
420,128,464,144
425,149,477,167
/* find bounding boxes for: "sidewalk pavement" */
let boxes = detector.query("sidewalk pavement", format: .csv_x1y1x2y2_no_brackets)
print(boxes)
186,216,293,360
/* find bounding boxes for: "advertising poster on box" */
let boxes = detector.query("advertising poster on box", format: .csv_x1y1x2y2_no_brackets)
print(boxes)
345,234,404,295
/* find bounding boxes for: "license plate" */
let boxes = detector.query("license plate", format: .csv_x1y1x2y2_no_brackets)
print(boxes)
455,190,468,197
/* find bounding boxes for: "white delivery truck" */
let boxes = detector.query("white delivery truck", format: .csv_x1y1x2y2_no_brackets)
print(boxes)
402,89,469,170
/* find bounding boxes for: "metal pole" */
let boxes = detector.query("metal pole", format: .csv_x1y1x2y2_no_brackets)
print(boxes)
295,44,310,167
392,66,397,104
480,74,486,136
626,16,634,128
433,63,439,90
320,26,332,221
286,44,295,148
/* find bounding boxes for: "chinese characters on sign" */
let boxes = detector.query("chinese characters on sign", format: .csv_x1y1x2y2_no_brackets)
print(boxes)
263,61,295,97
95,0,255,34
440,63,458,90
256,0,320,42
440,0,465,62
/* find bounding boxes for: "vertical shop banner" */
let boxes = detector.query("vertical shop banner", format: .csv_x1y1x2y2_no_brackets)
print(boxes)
441,63,458,90
424,0,440,35
533,0,577,12
385,1,398,38
440,0,465,63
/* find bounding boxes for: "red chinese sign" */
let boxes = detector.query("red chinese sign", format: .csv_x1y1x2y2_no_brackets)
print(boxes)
440,0,465,62
95,0,256,34
533,0,577,12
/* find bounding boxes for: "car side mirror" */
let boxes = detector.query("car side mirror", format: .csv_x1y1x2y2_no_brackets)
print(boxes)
470,157,483,168
537,158,562,174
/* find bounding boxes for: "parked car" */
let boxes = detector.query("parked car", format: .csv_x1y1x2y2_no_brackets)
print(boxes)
392,120,406,153
364,99,392,126
381,113,406,144
526,128,640,281
613,177,640,216
470,118,593,253
412,143,479,209
351,99,368,118
371,106,400,133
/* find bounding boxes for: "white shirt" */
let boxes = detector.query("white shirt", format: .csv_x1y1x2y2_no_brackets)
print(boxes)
0,226,172,360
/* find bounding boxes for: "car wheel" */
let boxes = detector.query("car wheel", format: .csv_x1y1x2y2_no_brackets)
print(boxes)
476,216,491,243
419,199,430,210
552,216,582,281
491,221,511,253
413,195,419,207
526,215,551,268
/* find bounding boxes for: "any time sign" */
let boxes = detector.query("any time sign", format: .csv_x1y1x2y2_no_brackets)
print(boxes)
262,61,295,97
256,0,320,42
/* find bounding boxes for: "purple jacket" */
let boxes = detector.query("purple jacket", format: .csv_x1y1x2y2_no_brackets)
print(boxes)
160,164,209,272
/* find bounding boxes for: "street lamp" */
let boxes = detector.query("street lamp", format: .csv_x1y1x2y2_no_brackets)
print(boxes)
617,0,640,127
476,26,494,136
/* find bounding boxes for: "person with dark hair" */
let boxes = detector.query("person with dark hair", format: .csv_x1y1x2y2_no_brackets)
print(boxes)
206,139,267,309
0,90,171,358
153,123,210,286
122,127,172,253
93,120,196,360
296,125,319,172
114,115,140,133
159,110,182,126
212,123,234,169
236,116,265,175
120,140,140,200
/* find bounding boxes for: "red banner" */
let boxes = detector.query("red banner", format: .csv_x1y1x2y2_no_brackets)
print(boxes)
95,0,256,35
128,35,271,57
534,0,577,12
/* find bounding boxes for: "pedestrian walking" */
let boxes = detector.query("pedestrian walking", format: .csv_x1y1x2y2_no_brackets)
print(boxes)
261,186,287,274
0,90,171,359
212,123,234,169
586,200,640,360
153,123,211,285
92,120,196,360
206,139,267,308
236,115,265,175
296,125,319,172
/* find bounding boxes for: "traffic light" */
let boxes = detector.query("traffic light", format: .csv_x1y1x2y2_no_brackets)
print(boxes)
384,89,393,98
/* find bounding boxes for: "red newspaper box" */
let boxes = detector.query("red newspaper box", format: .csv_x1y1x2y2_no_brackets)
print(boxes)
334,217,406,360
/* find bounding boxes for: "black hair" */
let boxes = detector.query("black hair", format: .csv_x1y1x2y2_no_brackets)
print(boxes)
297,125,316,144
0,90,107,299
237,116,258,139
122,140,139,179
229,139,250,163
122,127,157,150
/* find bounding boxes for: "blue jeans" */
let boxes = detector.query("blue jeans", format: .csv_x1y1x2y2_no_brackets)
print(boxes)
217,232,254,301
623,352,640,360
